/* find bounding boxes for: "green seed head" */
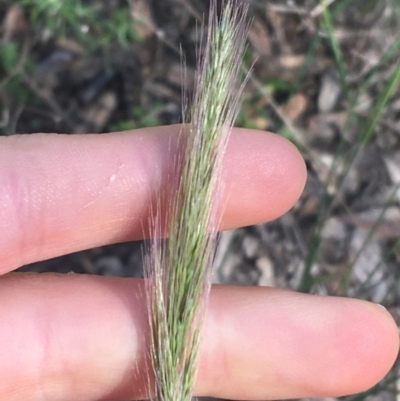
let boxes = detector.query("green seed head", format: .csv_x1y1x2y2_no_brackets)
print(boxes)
145,2,250,401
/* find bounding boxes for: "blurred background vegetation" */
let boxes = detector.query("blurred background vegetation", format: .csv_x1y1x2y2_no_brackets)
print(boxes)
1,1,400,401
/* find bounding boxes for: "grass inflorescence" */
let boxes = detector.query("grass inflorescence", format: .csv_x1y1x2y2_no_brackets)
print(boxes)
145,2,249,401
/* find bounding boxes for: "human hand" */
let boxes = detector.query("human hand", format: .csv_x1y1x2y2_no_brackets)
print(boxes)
0,126,398,401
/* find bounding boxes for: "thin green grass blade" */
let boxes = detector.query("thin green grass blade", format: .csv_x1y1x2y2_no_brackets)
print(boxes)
320,0,350,101
362,62,400,145
299,50,400,293
339,184,400,294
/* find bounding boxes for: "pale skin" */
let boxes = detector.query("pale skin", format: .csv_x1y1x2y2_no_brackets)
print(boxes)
0,125,398,401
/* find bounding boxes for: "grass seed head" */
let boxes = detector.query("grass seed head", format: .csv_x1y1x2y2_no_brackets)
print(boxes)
145,2,250,401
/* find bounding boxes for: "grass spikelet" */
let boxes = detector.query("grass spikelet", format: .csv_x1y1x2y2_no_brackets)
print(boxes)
145,2,250,401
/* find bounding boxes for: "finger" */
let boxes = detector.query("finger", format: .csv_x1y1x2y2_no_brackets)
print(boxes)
1,126,306,272
199,286,399,400
0,273,397,401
